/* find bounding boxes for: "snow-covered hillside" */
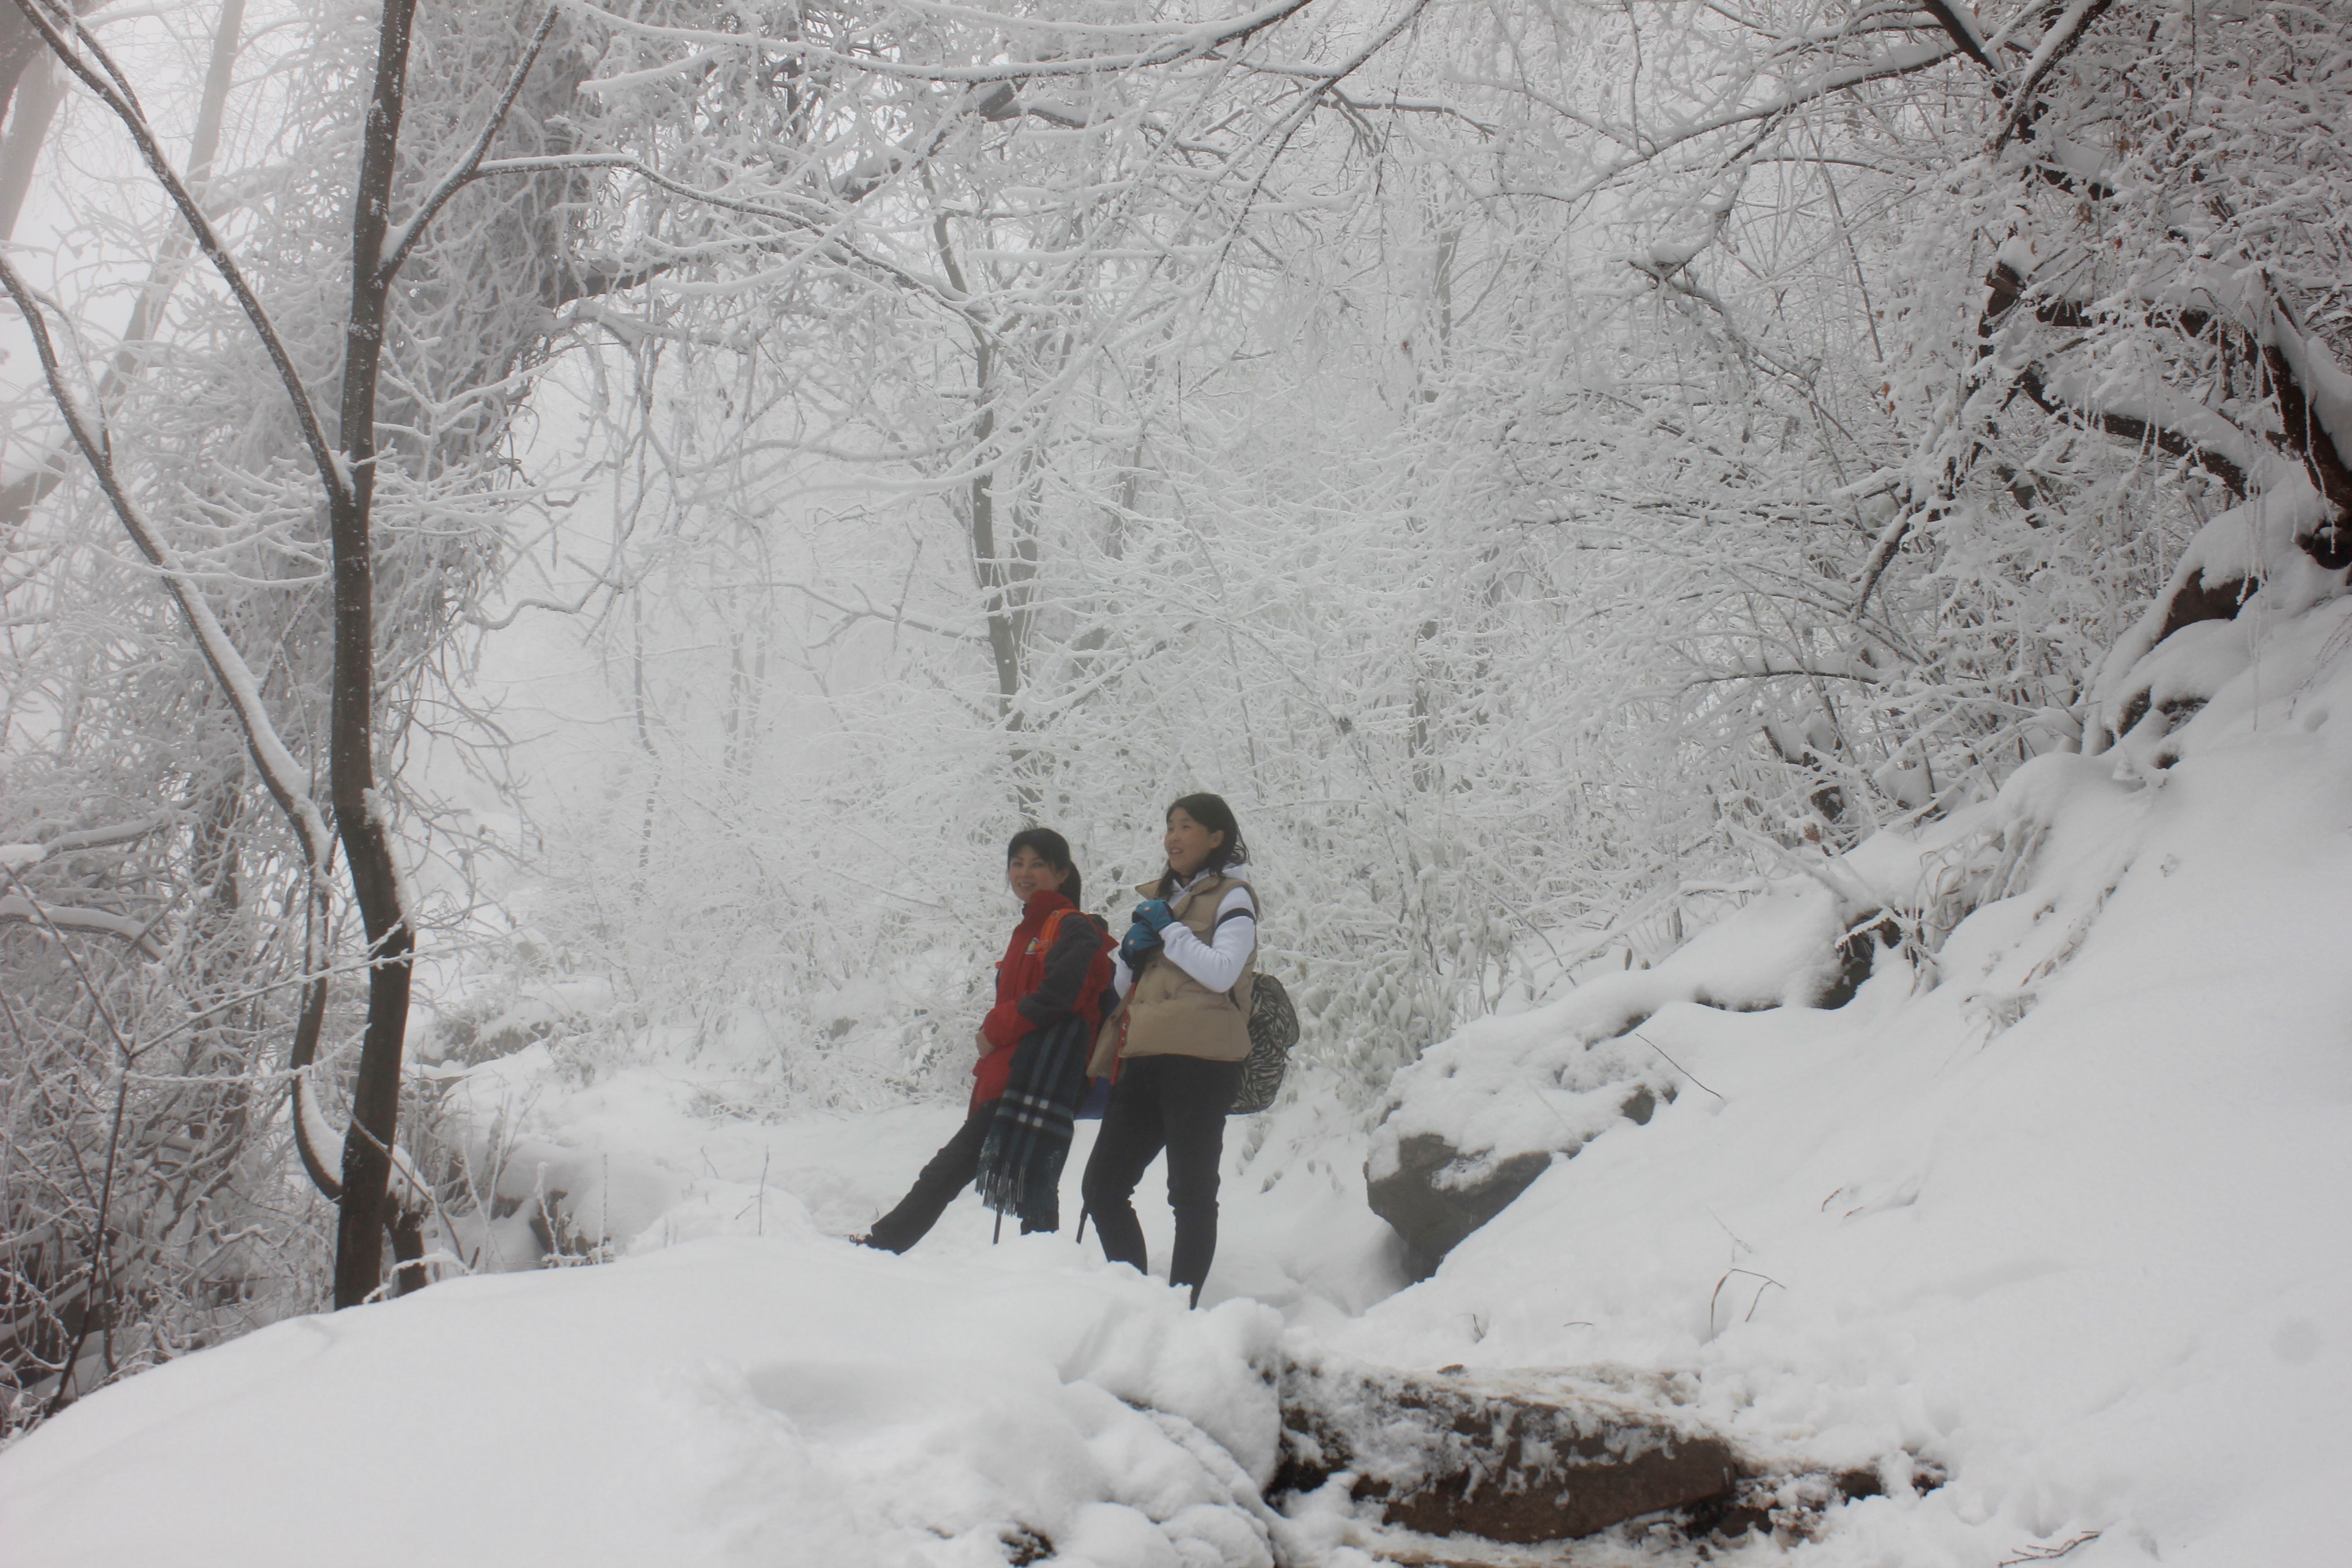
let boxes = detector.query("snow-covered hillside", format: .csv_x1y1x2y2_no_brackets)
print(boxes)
6,566,2349,1567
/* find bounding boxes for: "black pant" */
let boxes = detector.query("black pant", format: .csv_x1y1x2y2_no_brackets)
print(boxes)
867,1101,1049,1252
1079,1055,1242,1305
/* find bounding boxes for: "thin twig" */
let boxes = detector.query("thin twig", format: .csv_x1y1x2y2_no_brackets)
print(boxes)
1999,1532,2102,1566
1627,1031,1723,1101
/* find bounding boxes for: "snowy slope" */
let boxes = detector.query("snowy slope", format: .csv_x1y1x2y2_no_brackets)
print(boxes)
0,1083,1405,1568
1332,594,2352,1564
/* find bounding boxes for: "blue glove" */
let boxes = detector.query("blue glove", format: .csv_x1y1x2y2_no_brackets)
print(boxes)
1119,921,1161,970
1132,898,1175,933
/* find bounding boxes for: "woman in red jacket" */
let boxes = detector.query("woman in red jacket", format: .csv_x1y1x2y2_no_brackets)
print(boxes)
861,828,1112,1251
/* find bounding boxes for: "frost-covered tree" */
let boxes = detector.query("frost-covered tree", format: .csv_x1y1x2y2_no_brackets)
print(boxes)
1,0,619,1399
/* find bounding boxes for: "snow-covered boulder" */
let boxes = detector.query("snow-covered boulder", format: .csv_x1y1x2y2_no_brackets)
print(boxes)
2090,462,2350,769
1366,879,1870,1275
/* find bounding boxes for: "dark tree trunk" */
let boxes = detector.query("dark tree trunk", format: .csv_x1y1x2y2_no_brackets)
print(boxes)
327,0,419,1311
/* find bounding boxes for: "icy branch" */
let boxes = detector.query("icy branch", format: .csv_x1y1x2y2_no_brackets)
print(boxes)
1510,39,1963,208
38,817,167,854
1992,0,2112,153
0,893,165,957
564,0,1322,85
8,0,350,511
0,254,334,876
374,6,559,287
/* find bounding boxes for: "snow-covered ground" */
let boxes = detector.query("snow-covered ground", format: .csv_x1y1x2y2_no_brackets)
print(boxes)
5,594,2349,1565
0,1079,1407,1568
0,1228,1296,1567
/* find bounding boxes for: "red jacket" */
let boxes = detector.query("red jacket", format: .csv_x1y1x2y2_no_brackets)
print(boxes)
972,890,1114,1111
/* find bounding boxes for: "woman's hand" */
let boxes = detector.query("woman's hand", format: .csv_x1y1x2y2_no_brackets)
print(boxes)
975,1029,992,1058
1119,921,1161,970
1132,898,1175,932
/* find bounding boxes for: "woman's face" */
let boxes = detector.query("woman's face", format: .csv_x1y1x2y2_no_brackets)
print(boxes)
1006,847,1069,902
1163,808,1227,879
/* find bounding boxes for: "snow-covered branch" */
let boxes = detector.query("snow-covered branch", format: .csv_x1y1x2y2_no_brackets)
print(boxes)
0,254,334,876
7,0,349,511
375,5,560,286
563,0,1323,84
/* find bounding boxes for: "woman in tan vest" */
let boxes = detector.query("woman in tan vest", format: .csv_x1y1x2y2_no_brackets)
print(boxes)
1080,793,1257,1305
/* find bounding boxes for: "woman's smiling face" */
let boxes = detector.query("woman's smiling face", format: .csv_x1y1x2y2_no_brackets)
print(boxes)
1163,808,1226,879
1006,846,1068,901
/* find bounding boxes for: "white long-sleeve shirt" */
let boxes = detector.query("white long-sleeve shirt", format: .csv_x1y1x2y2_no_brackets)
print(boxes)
1112,866,1256,999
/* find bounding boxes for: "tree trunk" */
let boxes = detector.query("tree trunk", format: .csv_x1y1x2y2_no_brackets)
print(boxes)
327,0,420,1311
0,49,59,238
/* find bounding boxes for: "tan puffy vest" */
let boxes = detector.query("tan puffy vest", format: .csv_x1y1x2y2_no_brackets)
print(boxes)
1088,868,1258,1078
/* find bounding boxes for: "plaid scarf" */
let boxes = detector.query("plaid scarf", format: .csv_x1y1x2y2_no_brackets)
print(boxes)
975,1010,1093,1231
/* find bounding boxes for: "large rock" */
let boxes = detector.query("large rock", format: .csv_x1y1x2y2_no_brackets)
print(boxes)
1275,1357,1743,1544
1365,879,1881,1274
1364,1137,1554,1282
1366,1083,1661,1281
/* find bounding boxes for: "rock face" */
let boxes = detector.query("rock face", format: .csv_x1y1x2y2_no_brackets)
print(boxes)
1276,1357,1743,1544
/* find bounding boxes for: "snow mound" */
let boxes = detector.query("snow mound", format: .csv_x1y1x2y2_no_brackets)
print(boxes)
0,1233,1290,1568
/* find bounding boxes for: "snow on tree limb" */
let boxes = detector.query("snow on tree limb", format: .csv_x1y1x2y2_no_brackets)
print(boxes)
1990,0,2112,152
6,0,350,512
0,893,166,958
374,6,560,286
563,0,1325,84
0,254,335,878
1917,1,1995,73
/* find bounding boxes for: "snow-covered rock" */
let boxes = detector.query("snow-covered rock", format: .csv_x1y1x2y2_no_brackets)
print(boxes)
1364,877,1867,1274
1278,1353,1741,1543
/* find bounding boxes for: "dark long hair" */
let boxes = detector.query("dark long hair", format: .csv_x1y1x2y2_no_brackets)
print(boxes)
1156,792,1248,897
1006,826,1081,906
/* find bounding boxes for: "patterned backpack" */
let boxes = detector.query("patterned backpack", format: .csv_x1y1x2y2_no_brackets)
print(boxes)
1227,971,1299,1114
